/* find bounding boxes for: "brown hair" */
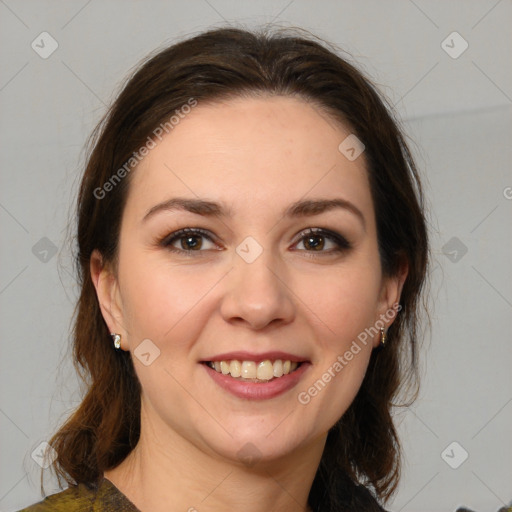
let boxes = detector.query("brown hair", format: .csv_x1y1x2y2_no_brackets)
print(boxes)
51,26,429,510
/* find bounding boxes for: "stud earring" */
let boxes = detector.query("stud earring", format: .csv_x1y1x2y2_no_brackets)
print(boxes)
111,333,121,349
380,327,387,346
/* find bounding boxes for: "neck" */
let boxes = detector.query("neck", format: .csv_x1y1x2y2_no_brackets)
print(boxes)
104,409,325,512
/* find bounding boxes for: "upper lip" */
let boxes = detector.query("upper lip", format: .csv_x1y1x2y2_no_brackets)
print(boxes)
201,351,309,363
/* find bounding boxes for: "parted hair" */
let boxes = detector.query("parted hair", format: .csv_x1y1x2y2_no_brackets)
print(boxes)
50,26,429,511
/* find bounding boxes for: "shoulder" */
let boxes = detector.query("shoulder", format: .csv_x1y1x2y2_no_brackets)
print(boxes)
337,475,389,512
351,485,388,512
309,471,389,512
16,478,139,512
16,483,96,512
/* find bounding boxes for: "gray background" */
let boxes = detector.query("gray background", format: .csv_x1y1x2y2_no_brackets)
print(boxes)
1,1,511,511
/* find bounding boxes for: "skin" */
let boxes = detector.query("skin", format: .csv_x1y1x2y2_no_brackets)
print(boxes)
91,95,407,512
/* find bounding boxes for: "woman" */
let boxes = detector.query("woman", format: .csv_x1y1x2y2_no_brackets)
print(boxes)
20,26,428,512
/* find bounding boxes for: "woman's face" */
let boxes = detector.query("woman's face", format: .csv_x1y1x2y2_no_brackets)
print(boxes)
93,95,404,467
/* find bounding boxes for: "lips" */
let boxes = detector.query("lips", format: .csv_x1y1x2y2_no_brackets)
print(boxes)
199,350,311,399
202,360,311,400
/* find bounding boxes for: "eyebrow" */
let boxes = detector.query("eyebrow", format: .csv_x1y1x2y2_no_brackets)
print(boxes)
142,197,366,229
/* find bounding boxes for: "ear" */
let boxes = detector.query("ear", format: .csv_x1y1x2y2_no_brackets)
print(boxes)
373,257,409,348
90,249,127,350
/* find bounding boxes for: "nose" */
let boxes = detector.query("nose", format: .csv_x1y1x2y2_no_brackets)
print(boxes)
220,247,296,331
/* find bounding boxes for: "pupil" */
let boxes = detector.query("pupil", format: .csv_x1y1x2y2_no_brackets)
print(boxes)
183,236,201,250
306,235,323,251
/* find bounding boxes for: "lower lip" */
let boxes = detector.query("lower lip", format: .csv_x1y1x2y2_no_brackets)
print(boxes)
202,362,311,400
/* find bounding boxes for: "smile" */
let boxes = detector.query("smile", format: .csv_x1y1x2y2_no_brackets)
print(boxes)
202,359,311,400
205,359,302,382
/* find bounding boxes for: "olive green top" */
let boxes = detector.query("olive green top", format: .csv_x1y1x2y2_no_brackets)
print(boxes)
17,476,385,511
16,476,512,512
17,478,140,512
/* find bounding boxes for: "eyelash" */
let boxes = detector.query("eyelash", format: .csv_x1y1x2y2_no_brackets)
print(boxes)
159,227,351,258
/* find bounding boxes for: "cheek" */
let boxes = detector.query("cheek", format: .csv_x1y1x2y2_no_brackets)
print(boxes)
117,253,219,423
290,258,381,417
118,249,219,349
294,260,382,346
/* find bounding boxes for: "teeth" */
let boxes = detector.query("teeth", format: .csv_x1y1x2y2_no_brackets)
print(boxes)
273,360,283,378
229,360,241,377
241,361,256,379
207,359,301,381
257,360,274,380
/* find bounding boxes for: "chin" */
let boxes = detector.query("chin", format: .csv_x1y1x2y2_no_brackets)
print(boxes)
200,422,314,466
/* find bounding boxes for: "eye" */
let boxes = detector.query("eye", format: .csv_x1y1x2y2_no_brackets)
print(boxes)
160,228,219,254
292,228,351,256
159,227,351,257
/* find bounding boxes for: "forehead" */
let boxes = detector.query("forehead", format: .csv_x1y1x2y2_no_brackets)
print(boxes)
124,95,374,225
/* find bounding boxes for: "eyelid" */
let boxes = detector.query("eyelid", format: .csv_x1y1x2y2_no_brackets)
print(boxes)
159,227,220,250
290,227,351,252
159,226,351,256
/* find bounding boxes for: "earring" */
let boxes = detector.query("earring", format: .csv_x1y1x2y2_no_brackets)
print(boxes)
111,333,121,349
380,327,387,346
